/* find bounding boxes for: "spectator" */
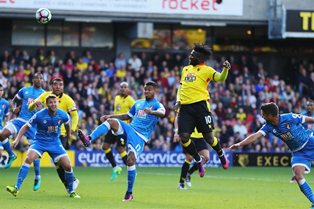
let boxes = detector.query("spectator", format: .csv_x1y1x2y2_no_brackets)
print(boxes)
128,53,142,72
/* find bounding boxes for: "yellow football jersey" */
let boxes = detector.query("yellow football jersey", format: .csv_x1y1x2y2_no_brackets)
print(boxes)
30,91,77,135
114,95,135,123
178,64,217,105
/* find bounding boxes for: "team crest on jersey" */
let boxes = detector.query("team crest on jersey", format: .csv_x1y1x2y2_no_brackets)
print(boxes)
116,104,121,111
286,123,290,129
273,129,277,134
27,98,34,105
2,104,4,108
184,73,196,82
137,109,146,118
43,120,47,124
58,119,62,124
25,91,28,94
137,106,153,118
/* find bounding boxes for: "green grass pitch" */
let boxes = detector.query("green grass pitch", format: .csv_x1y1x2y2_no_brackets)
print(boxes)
0,167,312,209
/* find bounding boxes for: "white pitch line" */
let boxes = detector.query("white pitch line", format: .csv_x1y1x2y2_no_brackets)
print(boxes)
138,171,298,183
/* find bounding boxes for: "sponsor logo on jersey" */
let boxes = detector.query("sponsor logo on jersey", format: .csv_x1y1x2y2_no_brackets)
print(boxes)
184,73,196,82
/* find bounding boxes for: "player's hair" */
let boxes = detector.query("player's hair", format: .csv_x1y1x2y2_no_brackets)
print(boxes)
33,72,43,78
0,84,3,88
50,77,63,85
307,99,314,107
145,81,158,88
120,81,128,87
261,102,279,116
45,94,57,103
193,43,212,56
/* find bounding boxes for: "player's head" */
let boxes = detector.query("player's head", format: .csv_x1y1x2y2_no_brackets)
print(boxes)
50,78,64,96
144,81,158,100
119,81,129,97
189,43,212,66
261,102,279,125
306,99,314,113
33,72,44,88
0,84,3,97
46,94,58,112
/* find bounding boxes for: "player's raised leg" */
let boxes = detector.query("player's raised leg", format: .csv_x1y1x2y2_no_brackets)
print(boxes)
203,132,228,169
78,120,112,147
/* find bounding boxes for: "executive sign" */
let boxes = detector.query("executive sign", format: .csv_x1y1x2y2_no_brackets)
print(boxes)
233,152,291,167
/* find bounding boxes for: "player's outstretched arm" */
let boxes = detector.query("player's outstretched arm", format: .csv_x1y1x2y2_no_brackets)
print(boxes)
304,116,314,124
213,60,231,82
229,132,263,150
102,113,131,122
144,108,165,117
28,99,43,111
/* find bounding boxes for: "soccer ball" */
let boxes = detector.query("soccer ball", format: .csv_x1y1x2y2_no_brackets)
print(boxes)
35,8,52,24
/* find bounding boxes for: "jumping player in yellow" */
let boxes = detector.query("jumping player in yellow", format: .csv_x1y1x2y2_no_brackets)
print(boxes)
174,43,230,176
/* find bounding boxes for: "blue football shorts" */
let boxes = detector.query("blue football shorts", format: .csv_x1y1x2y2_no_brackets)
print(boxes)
113,120,145,159
29,140,68,163
291,137,314,174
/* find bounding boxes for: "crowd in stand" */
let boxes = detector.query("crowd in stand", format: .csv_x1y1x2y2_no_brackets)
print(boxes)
0,48,313,153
